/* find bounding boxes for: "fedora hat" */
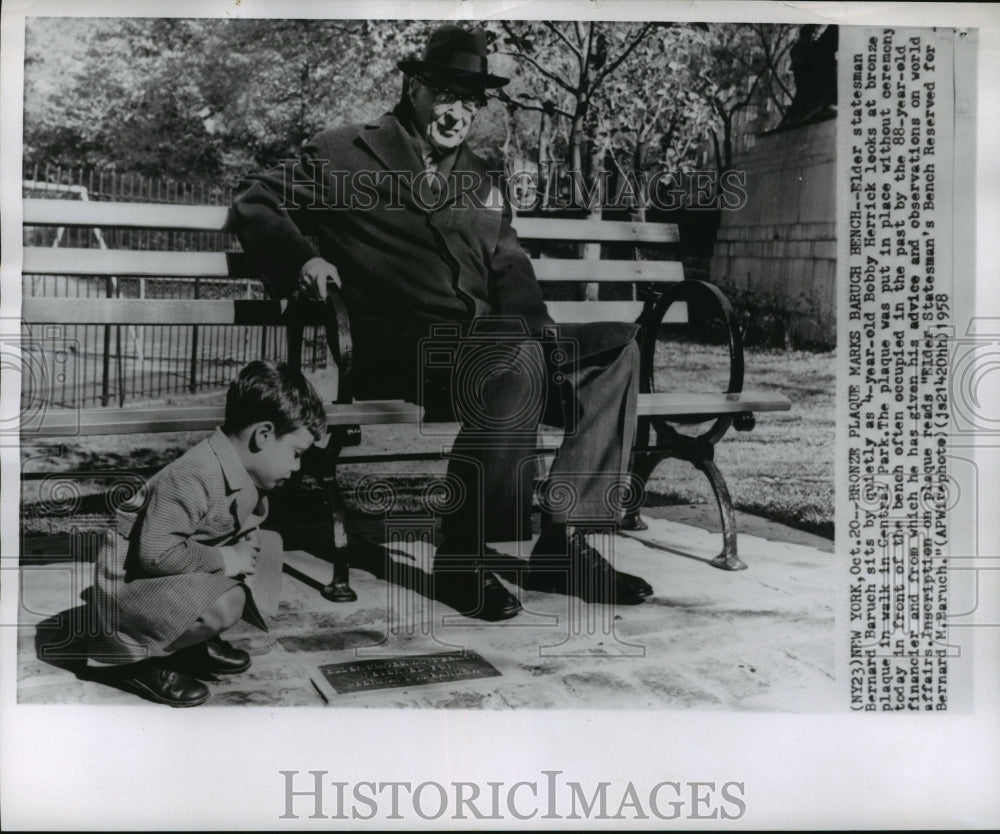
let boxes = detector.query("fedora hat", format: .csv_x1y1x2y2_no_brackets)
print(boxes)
397,24,509,89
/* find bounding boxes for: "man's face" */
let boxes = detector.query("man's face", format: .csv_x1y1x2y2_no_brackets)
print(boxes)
410,77,480,153
247,424,314,491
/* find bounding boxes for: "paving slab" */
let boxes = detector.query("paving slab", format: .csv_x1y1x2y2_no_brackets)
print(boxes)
17,513,836,711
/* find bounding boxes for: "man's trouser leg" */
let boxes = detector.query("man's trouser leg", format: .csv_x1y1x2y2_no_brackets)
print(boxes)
437,335,640,544
527,337,651,605
438,338,546,555
431,339,543,621
544,338,640,526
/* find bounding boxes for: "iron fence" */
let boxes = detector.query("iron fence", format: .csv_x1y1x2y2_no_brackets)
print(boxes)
22,163,329,408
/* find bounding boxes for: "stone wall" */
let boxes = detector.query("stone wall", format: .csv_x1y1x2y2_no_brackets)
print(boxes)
709,118,836,347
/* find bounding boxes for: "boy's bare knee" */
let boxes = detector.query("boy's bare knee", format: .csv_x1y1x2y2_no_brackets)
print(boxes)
220,585,247,629
201,585,246,633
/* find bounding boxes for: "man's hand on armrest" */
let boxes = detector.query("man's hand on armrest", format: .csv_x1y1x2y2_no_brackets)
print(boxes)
299,257,342,300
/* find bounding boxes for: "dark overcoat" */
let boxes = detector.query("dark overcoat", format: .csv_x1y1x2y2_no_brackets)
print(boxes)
230,112,550,337
229,111,636,537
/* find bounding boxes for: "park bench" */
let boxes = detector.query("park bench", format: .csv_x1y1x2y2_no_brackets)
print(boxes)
20,196,790,601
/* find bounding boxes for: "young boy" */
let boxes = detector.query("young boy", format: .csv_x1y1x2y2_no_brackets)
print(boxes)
88,360,327,706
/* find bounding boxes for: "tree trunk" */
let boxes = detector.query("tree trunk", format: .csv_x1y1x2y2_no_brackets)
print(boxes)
723,113,734,174
631,142,648,222
537,112,551,210
568,77,590,208
582,141,606,301
501,104,514,178
569,111,585,208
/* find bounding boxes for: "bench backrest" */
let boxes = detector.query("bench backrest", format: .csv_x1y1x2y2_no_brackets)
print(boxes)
21,197,690,416
22,198,687,328
20,197,795,442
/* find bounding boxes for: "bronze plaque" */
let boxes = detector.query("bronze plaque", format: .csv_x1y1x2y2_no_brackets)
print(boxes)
317,651,501,694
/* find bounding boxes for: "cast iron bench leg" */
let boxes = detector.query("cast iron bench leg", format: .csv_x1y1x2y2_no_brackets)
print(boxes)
318,430,358,602
693,456,747,571
319,477,357,602
629,278,751,570
620,436,747,571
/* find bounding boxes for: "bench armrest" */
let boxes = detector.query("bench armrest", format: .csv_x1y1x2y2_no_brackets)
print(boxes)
321,285,355,404
281,286,355,404
637,279,747,446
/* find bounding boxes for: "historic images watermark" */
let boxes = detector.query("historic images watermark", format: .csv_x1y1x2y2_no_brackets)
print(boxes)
274,162,749,213
278,770,747,822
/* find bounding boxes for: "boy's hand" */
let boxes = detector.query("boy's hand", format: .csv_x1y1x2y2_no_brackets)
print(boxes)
220,530,261,578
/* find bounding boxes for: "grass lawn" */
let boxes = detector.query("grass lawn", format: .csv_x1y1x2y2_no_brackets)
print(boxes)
20,340,835,541
643,340,834,539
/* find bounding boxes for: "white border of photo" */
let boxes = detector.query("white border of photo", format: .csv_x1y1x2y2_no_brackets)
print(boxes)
2,1,998,829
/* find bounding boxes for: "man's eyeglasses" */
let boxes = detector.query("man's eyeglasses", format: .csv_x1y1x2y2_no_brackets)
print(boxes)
418,78,486,113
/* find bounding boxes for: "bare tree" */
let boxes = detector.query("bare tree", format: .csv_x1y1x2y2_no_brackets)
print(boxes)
491,21,661,211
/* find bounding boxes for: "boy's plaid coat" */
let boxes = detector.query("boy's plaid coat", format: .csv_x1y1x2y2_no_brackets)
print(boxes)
88,428,270,665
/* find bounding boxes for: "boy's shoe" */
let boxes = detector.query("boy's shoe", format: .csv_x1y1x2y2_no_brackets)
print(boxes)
111,661,210,707
176,636,252,676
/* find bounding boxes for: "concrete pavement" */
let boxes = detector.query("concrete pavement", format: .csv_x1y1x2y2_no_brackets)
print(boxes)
17,509,837,710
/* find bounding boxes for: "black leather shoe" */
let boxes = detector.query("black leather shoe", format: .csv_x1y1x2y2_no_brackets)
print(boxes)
433,564,522,621
112,661,210,707
525,529,652,605
175,636,251,676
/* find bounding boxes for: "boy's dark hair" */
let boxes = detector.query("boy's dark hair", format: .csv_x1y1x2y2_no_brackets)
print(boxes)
222,361,326,441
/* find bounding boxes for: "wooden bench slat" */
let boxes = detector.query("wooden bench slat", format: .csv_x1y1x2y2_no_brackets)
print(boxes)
25,401,421,436
639,391,791,415
24,200,230,232
23,297,689,327
531,259,683,282
24,247,682,285
25,392,790,437
21,297,305,326
515,217,680,243
547,300,688,324
23,248,242,278
23,199,680,244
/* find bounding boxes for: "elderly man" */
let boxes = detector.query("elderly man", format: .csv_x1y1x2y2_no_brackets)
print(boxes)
230,23,652,621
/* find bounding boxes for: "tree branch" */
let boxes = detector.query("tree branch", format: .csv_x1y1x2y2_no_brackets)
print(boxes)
494,91,574,120
542,21,583,68
768,30,796,103
770,72,794,106
497,49,577,95
591,23,655,92
636,95,671,144
754,24,793,105
729,71,763,116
